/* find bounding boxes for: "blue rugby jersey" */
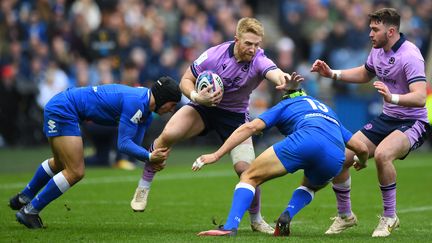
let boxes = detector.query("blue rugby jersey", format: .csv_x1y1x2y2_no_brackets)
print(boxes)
65,84,153,160
258,95,352,151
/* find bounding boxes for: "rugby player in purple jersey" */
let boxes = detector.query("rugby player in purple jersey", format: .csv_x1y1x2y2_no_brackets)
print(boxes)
130,17,303,234
311,8,430,238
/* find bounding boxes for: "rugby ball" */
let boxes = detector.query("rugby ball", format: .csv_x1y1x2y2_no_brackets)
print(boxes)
195,71,224,93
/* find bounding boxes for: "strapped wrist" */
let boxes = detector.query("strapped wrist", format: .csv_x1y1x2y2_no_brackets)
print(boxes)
390,94,400,104
190,90,198,102
331,70,341,80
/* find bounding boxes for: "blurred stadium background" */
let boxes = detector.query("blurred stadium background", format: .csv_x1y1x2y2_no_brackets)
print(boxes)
0,0,431,154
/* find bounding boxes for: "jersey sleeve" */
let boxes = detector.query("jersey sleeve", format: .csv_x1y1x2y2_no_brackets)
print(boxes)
364,50,376,75
117,97,152,161
191,45,219,78
403,54,426,84
254,51,277,78
258,103,283,130
340,124,353,144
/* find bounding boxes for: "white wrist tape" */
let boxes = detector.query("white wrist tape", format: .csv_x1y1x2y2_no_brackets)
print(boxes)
353,155,359,162
390,94,400,105
190,90,198,102
331,70,341,80
148,153,152,161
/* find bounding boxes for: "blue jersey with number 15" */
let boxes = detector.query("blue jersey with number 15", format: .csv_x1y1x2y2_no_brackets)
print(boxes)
258,95,352,151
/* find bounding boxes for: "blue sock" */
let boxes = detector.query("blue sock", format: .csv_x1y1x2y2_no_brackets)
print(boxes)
223,182,255,230
22,160,55,199
30,172,70,212
285,186,314,219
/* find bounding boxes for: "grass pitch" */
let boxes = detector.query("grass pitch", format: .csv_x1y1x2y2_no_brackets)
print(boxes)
1,146,431,242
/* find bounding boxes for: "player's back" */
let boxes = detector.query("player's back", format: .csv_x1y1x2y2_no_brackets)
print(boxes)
65,84,149,125
260,95,346,150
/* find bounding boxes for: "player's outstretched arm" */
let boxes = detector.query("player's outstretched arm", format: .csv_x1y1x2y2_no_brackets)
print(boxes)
192,119,266,171
265,69,304,91
310,59,372,84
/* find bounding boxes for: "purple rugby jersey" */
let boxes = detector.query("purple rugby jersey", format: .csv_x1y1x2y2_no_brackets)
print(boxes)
365,34,428,123
191,41,277,113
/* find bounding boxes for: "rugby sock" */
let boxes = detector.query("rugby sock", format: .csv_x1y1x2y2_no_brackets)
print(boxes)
249,186,261,214
284,186,314,219
21,159,55,200
332,177,352,217
28,172,71,213
223,182,255,230
138,178,151,189
141,142,156,186
380,183,397,218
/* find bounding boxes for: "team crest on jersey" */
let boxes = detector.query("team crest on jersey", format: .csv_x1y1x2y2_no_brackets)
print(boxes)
130,109,143,124
241,63,249,72
388,57,395,64
222,63,227,70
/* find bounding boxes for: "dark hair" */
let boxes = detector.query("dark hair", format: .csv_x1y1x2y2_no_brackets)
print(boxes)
150,76,181,112
368,8,400,30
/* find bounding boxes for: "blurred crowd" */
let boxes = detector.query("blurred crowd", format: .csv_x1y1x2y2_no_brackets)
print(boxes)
1,0,431,152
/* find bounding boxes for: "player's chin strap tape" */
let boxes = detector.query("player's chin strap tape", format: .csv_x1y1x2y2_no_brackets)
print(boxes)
282,89,307,99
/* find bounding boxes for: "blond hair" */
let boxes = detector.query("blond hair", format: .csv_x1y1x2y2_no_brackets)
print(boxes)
236,17,264,38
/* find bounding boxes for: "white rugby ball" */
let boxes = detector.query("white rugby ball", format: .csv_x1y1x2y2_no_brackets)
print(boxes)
195,71,224,93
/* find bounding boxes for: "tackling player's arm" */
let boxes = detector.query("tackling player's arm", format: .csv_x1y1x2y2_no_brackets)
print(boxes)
341,125,369,170
192,119,266,170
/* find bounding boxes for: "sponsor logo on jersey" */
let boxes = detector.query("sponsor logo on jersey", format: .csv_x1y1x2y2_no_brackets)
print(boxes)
130,109,143,124
194,51,208,66
48,119,57,133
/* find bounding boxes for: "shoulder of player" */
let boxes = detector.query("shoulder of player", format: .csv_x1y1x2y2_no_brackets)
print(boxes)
207,41,233,54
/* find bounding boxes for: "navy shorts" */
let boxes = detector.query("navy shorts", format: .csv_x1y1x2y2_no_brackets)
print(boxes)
273,128,345,186
361,113,431,158
43,92,81,137
187,103,248,142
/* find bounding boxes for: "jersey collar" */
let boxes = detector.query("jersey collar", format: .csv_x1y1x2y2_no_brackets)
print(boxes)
391,33,406,53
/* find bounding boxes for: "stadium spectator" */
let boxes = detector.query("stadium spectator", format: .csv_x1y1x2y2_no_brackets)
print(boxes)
311,8,430,237
8,77,182,229
130,17,301,235
193,88,369,237
1,0,431,147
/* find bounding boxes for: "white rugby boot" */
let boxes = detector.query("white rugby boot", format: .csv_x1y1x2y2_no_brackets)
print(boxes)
372,215,400,237
130,187,150,212
325,212,358,234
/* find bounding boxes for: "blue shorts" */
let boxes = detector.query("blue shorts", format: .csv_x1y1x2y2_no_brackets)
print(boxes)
188,103,248,141
43,92,81,137
361,113,431,159
273,128,345,186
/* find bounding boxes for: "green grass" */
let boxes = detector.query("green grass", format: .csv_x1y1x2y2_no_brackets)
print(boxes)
1,146,431,242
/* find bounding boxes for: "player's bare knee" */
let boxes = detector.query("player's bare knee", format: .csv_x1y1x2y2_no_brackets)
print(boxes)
234,161,250,176
374,149,393,164
158,129,178,148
